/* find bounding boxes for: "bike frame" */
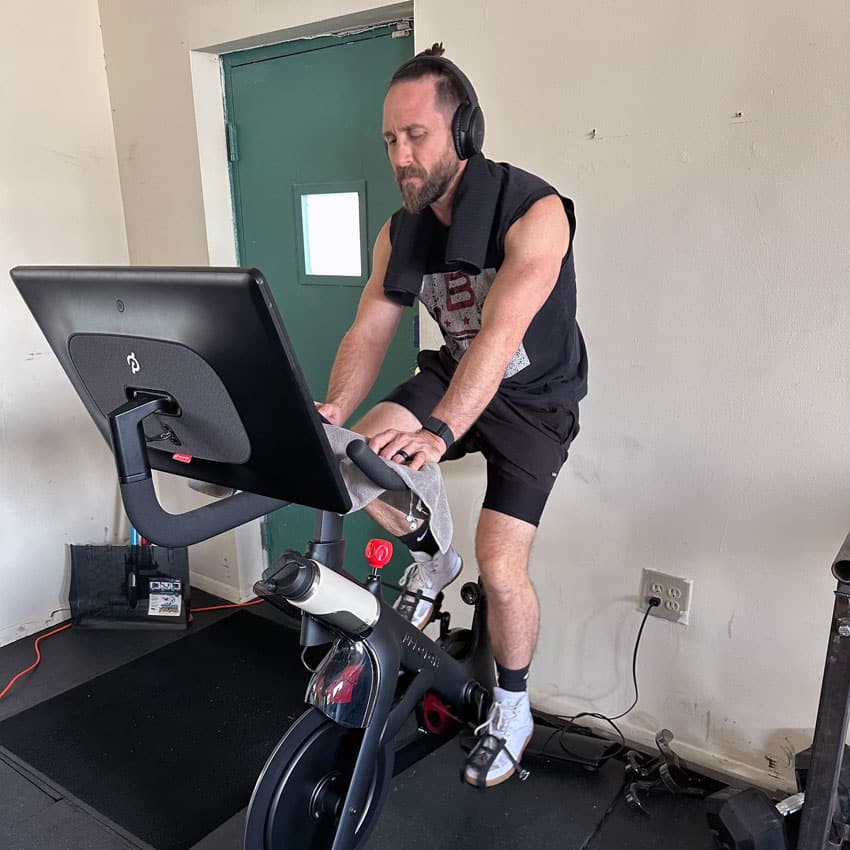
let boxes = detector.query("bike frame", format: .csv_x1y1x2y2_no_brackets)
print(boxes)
252,508,493,850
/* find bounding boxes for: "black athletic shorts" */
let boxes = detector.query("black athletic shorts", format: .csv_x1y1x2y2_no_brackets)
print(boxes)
383,349,580,526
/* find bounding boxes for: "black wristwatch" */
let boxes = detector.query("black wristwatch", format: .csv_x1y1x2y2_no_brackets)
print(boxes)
422,416,455,450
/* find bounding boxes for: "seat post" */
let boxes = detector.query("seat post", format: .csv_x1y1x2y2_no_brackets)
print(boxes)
306,510,345,571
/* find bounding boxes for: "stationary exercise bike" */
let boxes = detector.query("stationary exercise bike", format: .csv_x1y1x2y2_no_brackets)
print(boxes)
245,441,497,850
11,265,500,850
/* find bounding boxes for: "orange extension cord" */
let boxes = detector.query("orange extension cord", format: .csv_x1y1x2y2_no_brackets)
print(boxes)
0,599,265,701
0,622,72,700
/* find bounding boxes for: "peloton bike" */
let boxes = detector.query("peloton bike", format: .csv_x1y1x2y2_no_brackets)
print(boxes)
11,265,499,850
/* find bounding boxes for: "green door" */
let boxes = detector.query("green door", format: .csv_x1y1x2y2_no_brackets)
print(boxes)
223,27,415,583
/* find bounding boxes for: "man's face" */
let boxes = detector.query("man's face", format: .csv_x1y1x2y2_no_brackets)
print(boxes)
382,76,460,214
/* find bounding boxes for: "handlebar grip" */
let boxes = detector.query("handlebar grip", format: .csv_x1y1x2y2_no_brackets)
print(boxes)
346,440,407,491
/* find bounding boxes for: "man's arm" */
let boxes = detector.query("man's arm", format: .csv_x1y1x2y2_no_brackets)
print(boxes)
317,219,404,426
431,194,570,438
370,194,570,467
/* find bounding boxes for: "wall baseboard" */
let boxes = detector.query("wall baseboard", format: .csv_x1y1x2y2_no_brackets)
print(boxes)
530,690,797,796
191,572,249,605
0,610,71,649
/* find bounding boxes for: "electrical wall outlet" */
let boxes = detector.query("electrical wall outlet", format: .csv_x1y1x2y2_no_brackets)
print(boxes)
639,568,694,625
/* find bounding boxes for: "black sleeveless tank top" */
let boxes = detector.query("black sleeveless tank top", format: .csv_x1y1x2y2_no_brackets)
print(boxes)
387,155,587,405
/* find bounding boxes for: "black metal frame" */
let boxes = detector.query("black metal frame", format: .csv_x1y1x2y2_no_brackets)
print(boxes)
796,529,850,849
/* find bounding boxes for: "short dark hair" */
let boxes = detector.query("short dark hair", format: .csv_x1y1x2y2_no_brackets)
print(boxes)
388,42,467,116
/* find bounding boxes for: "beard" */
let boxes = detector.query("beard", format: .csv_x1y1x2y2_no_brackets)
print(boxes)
395,150,459,214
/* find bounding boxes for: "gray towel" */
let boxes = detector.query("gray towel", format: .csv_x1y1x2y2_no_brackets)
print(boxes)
323,424,453,553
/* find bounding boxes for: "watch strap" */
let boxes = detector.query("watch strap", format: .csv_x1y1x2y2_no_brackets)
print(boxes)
422,416,455,449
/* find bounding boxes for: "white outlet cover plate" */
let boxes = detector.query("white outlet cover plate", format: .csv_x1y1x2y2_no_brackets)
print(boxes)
639,568,693,625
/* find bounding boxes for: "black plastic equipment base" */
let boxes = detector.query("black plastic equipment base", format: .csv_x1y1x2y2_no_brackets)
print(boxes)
69,544,190,629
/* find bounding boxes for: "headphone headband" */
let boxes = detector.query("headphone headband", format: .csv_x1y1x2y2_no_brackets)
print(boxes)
400,55,479,111
391,54,485,160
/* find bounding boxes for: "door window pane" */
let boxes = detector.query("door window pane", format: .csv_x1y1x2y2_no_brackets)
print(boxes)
301,192,361,277
294,181,368,286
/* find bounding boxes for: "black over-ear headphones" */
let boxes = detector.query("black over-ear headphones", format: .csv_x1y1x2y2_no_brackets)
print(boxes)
392,55,485,160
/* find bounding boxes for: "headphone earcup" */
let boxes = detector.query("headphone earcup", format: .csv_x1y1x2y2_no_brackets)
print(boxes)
452,103,485,160
467,105,485,157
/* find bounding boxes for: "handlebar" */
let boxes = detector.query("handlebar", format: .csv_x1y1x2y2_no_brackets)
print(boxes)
119,478,288,548
109,394,288,547
346,440,407,492
108,397,409,548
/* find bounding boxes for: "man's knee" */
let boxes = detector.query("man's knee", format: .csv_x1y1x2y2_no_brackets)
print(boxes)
475,536,529,600
351,401,422,437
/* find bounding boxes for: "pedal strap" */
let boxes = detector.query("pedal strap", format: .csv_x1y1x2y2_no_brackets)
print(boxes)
396,587,439,611
394,590,434,623
463,732,523,790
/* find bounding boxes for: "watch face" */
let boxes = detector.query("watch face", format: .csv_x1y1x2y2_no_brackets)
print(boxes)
424,417,452,445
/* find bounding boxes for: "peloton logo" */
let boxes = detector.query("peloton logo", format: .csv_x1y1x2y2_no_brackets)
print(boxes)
402,632,440,669
126,352,140,374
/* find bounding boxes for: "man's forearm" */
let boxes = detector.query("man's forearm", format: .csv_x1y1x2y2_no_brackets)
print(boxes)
430,328,517,440
326,327,386,424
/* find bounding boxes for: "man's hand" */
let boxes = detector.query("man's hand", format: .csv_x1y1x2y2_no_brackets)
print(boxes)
369,428,446,471
314,401,345,426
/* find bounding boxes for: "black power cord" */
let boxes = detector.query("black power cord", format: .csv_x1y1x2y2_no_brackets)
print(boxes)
535,595,662,765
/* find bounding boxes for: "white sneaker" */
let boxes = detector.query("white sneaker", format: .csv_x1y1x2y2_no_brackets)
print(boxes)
464,687,534,788
393,547,463,630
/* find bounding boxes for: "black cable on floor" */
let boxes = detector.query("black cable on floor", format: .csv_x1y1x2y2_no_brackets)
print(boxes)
539,597,660,765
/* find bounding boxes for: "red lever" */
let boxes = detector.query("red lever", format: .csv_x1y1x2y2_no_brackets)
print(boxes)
365,539,393,570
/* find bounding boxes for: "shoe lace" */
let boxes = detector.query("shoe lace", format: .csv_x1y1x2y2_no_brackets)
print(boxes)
474,697,527,739
474,702,506,738
399,561,425,589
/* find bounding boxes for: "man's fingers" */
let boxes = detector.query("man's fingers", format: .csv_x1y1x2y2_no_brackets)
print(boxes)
407,450,428,471
368,429,400,456
367,429,442,468
314,401,343,426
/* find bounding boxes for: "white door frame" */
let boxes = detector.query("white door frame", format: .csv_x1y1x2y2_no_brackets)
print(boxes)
184,5,414,600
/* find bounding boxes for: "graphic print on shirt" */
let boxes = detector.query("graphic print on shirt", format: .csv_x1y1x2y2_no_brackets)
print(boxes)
419,269,530,378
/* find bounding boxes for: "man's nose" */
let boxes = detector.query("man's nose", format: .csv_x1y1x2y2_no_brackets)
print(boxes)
391,138,414,167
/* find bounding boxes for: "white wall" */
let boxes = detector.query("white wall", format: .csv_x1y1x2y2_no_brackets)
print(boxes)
92,0,850,791
414,0,850,790
0,2,129,645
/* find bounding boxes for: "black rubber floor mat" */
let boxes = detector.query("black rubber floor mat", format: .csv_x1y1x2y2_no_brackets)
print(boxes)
0,612,308,850
367,736,627,849
589,788,718,850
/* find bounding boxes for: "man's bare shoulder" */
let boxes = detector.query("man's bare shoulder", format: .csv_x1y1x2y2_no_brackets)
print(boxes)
506,194,570,259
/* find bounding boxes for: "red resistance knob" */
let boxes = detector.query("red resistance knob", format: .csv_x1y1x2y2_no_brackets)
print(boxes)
365,538,393,570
